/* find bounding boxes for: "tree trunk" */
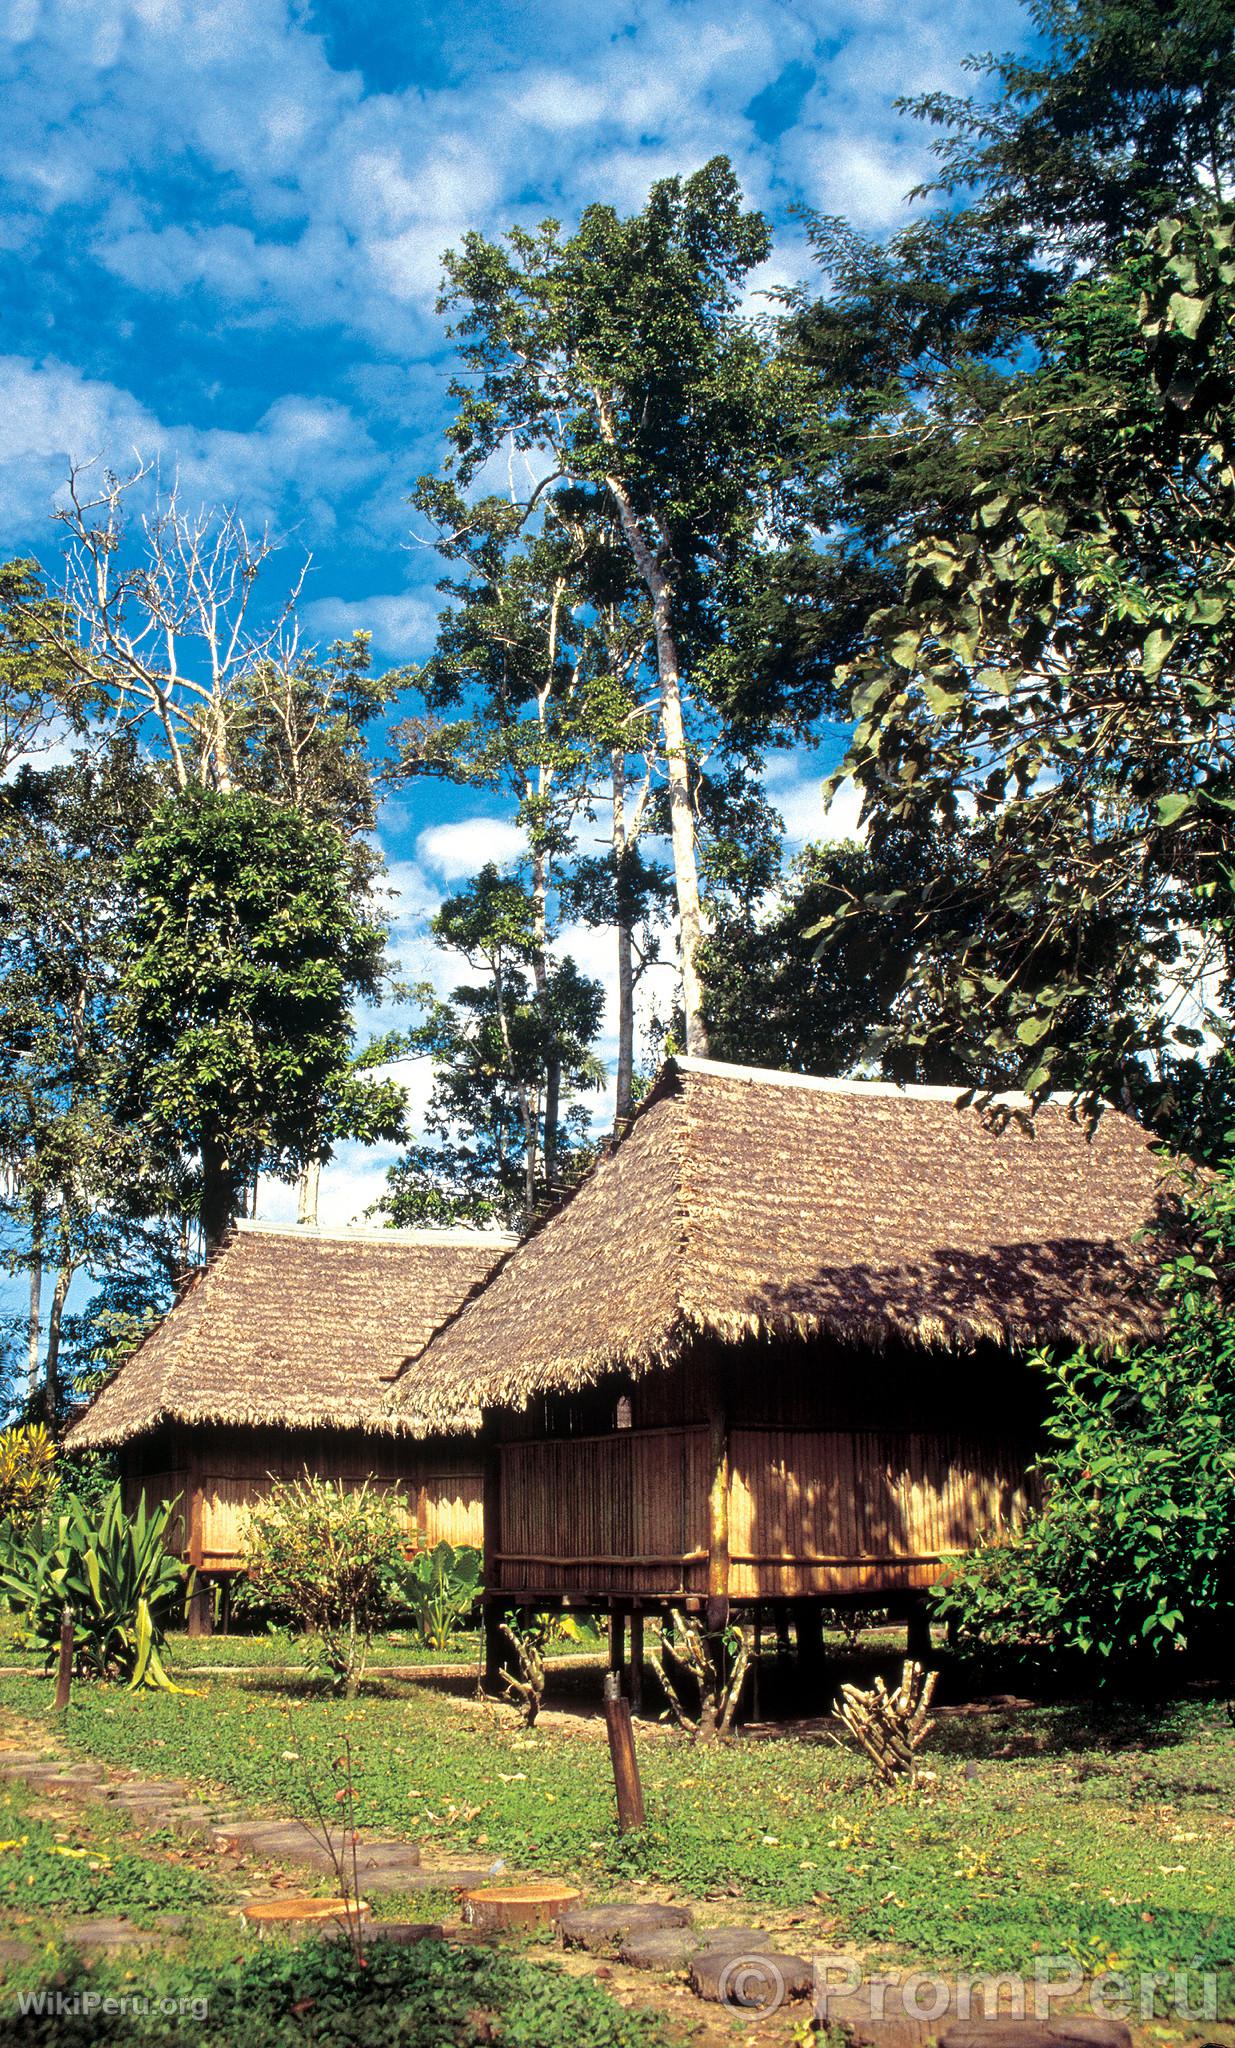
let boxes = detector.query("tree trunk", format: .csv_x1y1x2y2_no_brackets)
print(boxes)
612,751,635,1127
297,1155,321,1227
26,1203,43,1411
599,461,709,1056
42,1257,71,1430
199,1132,236,1256
529,847,559,1191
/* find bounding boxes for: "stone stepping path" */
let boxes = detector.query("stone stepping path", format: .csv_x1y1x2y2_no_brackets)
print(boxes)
2,1725,813,2009
562,1898,810,2004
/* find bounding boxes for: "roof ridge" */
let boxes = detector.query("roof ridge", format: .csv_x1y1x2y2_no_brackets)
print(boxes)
233,1220,518,1247
671,1054,1104,1114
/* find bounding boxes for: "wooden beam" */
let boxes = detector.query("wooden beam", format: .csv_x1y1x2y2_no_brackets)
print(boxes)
705,1397,730,1634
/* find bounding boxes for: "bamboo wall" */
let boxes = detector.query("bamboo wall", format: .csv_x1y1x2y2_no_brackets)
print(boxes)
122,1425,483,1572
490,1336,1042,1603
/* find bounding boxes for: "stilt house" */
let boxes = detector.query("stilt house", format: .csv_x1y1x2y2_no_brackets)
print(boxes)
66,1222,512,1628
391,1058,1174,1667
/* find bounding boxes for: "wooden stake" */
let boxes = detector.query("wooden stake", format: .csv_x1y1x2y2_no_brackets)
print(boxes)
602,1672,646,1832
52,1606,73,1714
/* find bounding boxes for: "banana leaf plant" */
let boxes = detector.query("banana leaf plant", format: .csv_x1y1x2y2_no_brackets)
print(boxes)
393,1541,482,1651
0,1481,194,1692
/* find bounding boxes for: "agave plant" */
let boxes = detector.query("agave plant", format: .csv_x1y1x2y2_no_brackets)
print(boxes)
394,1541,482,1652
0,1482,191,1692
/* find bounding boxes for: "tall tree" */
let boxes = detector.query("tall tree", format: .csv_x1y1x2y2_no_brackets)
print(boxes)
0,559,86,777
425,157,780,1052
116,788,405,1252
0,745,182,1423
394,491,672,1132
733,1,1235,733
377,867,605,1229
826,208,1235,1112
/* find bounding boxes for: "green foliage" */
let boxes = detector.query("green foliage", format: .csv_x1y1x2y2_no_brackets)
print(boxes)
0,1423,58,1533
117,786,404,1249
0,1783,217,1925
14,1922,674,2048
243,1474,406,1694
0,1481,187,1689
827,207,1235,1110
937,1161,1235,1662
0,558,87,778
392,1540,482,1652
377,869,605,1228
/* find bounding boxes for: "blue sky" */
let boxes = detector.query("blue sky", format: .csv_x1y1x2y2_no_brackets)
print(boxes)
1,0,1033,1228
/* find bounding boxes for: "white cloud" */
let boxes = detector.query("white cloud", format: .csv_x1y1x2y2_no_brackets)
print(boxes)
303,591,440,656
0,354,381,545
416,817,526,881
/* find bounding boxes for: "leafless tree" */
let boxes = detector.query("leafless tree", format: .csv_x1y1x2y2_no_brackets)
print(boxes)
53,460,308,790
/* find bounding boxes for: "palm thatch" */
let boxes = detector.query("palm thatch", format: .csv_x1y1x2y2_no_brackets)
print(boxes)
393,1056,1179,1432
65,1223,514,1450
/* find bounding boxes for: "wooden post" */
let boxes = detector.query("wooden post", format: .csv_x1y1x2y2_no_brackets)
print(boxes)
628,1609,644,1715
482,1421,503,1693
484,1600,506,1693
608,1603,626,1682
907,1600,932,1663
705,1397,730,1634
602,1671,646,1832
219,1574,233,1636
52,1606,73,1713
187,1574,214,1638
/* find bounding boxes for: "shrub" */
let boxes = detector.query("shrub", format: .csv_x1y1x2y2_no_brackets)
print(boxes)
0,1423,59,1534
392,1540,482,1651
936,1160,1235,1664
243,1474,405,1694
0,1482,188,1690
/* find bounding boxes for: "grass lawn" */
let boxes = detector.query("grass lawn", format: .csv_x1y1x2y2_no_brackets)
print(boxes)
0,1624,605,1673
1,1661,1231,2014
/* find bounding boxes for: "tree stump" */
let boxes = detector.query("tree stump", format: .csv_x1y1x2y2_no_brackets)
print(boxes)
461,1881,581,1934
242,1898,369,1939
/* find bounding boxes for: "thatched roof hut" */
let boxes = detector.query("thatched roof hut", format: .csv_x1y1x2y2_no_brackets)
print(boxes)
66,1223,513,1623
396,1056,1174,1434
68,1222,511,1450
384,1058,1177,1651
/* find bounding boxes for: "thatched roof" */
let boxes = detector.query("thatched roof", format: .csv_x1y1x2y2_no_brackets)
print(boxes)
392,1057,1179,1431
65,1223,515,1450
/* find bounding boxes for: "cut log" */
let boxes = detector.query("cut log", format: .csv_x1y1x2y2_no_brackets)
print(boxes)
690,1949,815,2007
560,1902,693,1953
242,1898,369,1935
461,1881,581,1934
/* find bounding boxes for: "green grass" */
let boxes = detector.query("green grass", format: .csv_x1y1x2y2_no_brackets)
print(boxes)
1,1927,676,2048
0,1779,220,1928
2,1667,1232,2005
0,1624,604,1673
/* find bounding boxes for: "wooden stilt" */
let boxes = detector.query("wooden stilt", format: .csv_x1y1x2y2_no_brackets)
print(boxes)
608,1603,626,1685
907,1600,933,1663
187,1575,214,1639
705,1394,730,1634
628,1609,644,1715
484,1600,505,1693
